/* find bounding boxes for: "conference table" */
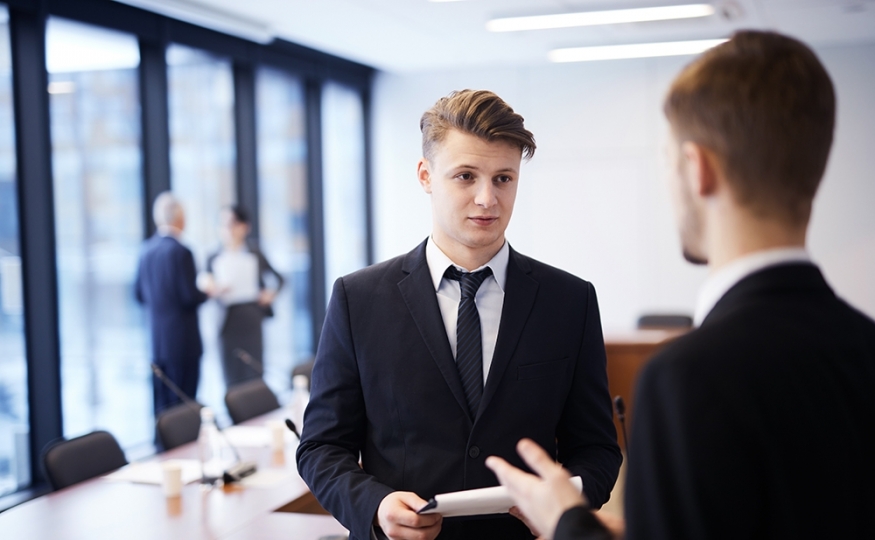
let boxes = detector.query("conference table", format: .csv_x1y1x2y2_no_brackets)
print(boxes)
0,408,347,540
604,329,686,450
0,330,680,537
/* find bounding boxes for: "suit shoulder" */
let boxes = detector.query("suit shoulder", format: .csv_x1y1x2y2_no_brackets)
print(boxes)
336,252,407,290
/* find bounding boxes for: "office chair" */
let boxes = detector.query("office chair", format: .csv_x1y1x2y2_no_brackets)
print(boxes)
42,430,128,490
637,313,694,330
156,402,203,450
224,379,280,424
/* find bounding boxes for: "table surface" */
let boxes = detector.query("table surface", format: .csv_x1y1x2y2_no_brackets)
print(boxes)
1,331,679,538
0,408,347,540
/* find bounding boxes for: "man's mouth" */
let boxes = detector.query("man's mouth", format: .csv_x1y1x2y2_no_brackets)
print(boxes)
469,216,498,226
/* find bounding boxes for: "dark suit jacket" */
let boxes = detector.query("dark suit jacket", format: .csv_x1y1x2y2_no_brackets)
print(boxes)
135,234,207,361
555,263,875,540
297,240,621,540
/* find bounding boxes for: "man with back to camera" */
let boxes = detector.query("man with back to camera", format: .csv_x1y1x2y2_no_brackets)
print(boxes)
135,192,209,418
296,90,622,540
486,30,875,540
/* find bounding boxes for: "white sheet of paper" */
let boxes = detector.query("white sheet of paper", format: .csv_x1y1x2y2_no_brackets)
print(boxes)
104,459,202,485
212,251,260,304
419,476,583,517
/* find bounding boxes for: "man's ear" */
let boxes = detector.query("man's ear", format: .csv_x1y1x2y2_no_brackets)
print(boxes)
680,141,718,197
417,158,432,194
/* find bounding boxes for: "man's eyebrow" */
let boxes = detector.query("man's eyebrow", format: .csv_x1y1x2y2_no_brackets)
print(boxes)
451,164,518,173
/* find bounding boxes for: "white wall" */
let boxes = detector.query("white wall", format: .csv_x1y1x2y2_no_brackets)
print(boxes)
371,43,875,331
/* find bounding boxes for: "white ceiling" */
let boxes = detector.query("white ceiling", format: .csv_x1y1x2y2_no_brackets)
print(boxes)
117,0,875,72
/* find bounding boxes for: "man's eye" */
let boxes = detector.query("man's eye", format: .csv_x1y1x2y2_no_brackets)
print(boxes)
496,175,512,183
457,172,473,180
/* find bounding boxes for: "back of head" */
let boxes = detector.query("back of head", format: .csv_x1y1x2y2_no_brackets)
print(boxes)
664,31,835,225
420,89,536,161
153,191,183,229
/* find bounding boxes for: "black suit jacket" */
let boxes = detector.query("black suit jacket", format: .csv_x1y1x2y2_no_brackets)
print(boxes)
297,240,621,540
555,263,875,540
135,234,207,361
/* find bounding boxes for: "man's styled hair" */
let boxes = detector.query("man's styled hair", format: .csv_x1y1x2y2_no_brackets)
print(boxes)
664,30,836,224
152,191,183,228
420,89,536,161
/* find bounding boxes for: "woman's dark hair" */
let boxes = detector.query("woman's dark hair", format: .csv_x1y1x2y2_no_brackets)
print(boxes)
225,205,250,224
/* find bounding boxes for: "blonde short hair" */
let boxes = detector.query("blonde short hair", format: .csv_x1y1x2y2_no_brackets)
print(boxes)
420,89,536,161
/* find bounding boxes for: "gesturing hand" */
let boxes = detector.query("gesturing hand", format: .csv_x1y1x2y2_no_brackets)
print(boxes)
486,438,587,540
375,491,443,540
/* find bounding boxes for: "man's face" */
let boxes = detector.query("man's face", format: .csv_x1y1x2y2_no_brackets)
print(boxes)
418,129,521,265
666,133,708,265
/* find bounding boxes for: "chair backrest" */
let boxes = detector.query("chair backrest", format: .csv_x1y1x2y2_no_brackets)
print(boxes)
42,430,128,490
637,314,694,330
156,402,203,451
225,379,280,424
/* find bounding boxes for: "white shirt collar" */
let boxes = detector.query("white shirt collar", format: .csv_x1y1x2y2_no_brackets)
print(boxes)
157,225,182,238
693,247,812,327
425,237,509,293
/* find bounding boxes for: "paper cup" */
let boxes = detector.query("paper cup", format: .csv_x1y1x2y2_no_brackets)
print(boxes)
267,420,286,451
162,461,183,498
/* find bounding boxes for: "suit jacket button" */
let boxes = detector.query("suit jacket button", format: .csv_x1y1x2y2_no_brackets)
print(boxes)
468,446,480,458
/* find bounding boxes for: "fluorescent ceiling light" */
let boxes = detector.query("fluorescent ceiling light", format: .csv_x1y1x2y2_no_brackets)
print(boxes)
488,4,715,32
549,39,728,62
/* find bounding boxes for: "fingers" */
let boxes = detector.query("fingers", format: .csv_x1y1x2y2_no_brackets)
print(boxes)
485,455,535,489
377,491,443,540
516,438,566,480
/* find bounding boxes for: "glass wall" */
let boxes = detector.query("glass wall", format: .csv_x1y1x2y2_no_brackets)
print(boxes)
322,82,368,301
0,5,28,497
46,18,150,448
166,44,236,413
256,67,312,396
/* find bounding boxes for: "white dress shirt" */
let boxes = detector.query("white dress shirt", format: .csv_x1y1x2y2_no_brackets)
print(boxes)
426,237,508,385
693,247,812,326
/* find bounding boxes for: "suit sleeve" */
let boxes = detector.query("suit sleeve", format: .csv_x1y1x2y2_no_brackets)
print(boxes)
175,247,207,309
554,506,614,540
296,278,394,540
134,255,145,305
557,283,623,508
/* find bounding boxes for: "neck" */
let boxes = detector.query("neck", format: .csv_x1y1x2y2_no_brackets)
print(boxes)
705,208,808,272
432,236,503,271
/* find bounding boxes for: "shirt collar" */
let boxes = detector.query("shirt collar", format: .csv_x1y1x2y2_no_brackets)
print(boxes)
157,225,182,239
426,237,509,293
694,247,812,326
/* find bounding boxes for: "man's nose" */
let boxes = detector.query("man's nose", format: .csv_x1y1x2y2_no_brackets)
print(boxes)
474,181,497,208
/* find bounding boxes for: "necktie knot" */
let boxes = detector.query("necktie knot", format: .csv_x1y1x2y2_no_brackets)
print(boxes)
444,266,493,300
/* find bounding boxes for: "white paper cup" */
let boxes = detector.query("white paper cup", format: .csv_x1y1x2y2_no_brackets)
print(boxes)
162,461,183,498
266,420,286,451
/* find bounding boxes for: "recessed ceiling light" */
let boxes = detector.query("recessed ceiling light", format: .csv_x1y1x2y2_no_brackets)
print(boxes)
549,39,728,62
488,4,716,32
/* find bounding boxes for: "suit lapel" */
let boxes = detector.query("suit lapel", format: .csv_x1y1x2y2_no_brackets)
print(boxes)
478,247,538,420
397,241,472,423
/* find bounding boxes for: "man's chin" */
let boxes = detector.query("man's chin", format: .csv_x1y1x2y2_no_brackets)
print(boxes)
682,248,708,266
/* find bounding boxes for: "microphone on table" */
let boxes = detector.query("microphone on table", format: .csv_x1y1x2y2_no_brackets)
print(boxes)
234,348,264,376
151,363,257,483
614,395,629,458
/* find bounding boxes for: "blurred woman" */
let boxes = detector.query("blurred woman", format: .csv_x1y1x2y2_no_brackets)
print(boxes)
205,206,283,388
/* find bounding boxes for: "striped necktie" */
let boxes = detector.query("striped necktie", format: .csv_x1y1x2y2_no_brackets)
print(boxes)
444,265,493,419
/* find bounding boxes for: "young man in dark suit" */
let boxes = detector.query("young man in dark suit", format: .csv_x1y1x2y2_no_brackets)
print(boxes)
135,192,208,417
487,30,875,540
296,90,622,540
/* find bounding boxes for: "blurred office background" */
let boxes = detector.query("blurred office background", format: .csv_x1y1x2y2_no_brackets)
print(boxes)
0,0,873,508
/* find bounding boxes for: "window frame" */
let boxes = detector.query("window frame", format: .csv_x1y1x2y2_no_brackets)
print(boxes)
3,0,373,504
